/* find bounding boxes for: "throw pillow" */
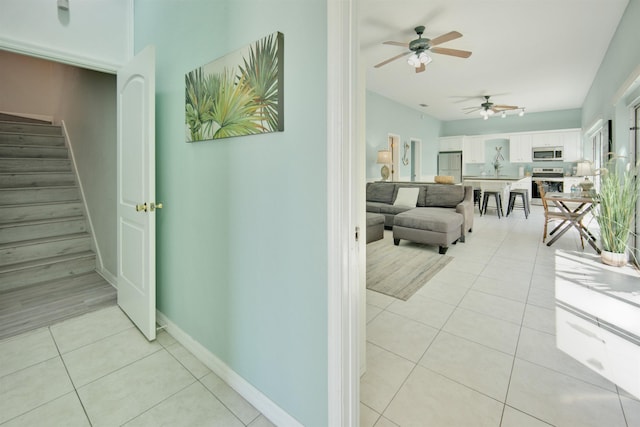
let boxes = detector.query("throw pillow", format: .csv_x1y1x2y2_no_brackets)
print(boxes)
393,187,420,207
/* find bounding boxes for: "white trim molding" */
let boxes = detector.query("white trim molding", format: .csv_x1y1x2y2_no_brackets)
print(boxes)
155,311,302,427
60,121,105,275
327,0,360,425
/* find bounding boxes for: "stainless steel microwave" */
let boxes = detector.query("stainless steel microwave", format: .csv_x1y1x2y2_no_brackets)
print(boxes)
532,146,563,161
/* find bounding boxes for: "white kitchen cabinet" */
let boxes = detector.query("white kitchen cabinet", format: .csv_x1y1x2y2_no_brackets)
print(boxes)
531,132,562,147
509,134,532,162
463,136,485,164
561,130,582,162
439,136,464,152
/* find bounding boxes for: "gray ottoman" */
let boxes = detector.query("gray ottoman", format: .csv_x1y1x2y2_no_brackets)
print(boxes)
366,213,385,243
393,208,463,254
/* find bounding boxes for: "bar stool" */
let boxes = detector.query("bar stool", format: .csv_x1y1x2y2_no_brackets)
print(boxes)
482,191,504,218
473,188,482,215
507,189,530,218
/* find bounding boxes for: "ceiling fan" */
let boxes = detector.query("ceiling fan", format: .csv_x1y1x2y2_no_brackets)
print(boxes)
374,25,472,73
463,95,524,119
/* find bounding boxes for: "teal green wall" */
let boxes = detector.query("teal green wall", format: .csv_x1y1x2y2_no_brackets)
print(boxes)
441,109,582,137
366,91,441,181
134,1,328,425
582,0,640,158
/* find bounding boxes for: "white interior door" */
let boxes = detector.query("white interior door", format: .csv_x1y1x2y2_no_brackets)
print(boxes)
116,46,157,340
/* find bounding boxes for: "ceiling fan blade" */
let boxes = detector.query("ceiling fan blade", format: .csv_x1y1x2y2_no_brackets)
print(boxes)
415,63,426,73
374,51,411,68
492,105,518,111
429,31,462,47
430,47,472,58
383,41,410,48
463,107,482,113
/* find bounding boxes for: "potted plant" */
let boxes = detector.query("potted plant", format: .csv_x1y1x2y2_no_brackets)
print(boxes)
592,156,640,266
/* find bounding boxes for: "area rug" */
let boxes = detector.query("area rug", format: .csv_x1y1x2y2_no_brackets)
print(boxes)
367,231,453,301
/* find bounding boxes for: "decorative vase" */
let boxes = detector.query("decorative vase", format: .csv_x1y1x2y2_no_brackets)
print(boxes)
601,250,627,267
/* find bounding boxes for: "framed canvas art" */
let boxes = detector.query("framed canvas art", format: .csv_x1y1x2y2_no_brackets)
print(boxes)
185,31,284,142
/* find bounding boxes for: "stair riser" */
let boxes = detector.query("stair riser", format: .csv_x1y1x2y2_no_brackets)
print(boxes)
0,202,84,224
0,255,96,292
0,173,76,188
0,123,62,136
0,145,68,159
0,159,71,173
0,219,87,244
0,187,80,205
0,133,65,147
0,235,92,267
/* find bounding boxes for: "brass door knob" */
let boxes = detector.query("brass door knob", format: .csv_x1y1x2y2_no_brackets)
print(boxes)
135,203,148,212
150,202,163,212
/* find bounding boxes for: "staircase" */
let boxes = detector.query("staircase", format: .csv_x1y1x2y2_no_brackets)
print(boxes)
0,116,115,339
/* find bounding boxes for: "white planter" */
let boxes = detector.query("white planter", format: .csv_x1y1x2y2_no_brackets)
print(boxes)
601,250,627,267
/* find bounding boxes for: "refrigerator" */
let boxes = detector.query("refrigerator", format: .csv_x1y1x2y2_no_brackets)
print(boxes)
437,151,463,183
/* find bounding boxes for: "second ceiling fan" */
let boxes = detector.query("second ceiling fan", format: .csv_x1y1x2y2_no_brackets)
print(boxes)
463,95,524,119
374,25,472,73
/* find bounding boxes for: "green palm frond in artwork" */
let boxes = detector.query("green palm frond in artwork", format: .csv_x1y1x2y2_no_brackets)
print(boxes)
210,69,265,139
185,67,215,141
238,33,281,131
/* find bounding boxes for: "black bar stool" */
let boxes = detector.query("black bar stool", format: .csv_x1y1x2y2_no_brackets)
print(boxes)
473,188,482,215
482,191,503,218
507,189,530,218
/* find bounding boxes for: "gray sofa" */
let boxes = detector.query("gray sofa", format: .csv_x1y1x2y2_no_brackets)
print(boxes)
366,181,474,246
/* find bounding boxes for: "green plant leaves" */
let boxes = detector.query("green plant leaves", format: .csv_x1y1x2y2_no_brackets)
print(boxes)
185,32,282,142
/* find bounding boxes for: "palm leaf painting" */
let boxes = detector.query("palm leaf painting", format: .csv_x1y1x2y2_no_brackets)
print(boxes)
185,32,284,142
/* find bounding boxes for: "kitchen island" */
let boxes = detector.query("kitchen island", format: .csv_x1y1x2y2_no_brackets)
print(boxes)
463,176,532,214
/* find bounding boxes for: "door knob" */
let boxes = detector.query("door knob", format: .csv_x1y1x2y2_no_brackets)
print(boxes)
135,203,148,212
150,202,163,212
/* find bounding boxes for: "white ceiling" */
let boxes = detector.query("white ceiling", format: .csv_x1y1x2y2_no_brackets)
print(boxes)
361,0,629,122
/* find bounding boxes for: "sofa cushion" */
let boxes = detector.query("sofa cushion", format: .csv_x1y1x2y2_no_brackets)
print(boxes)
394,208,463,233
366,182,396,204
379,204,413,215
425,184,465,208
366,212,385,226
393,187,420,207
366,202,387,213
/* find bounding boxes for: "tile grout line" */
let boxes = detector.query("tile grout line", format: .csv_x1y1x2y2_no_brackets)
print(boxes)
47,326,94,427
158,333,253,427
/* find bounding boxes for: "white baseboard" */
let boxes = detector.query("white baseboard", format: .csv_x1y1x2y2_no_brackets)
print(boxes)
155,311,303,427
96,267,117,288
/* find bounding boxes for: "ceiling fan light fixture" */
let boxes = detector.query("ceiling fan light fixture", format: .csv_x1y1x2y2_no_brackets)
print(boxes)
418,51,432,65
407,53,420,67
483,115,489,121
501,111,506,118
519,108,525,117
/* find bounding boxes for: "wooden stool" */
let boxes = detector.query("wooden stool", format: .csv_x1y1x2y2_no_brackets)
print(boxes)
482,191,503,218
507,189,530,218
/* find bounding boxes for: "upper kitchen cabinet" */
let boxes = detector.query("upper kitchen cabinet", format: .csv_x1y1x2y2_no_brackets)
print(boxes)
531,132,562,148
439,136,464,152
561,130,582,162
509,134,532,162
463,136,485,163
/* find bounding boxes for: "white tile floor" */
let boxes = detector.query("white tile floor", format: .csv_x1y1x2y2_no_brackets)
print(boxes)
0,305,275,427
3,204,639,427
361,204,640,427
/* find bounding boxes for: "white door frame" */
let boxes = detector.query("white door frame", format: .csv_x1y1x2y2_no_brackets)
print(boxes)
327,0,360,425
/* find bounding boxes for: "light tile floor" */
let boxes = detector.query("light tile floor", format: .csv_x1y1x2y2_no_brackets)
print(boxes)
361,204,640,427
0,305,275,427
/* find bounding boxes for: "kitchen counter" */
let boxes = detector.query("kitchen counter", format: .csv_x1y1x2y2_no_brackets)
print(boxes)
462,176,527,181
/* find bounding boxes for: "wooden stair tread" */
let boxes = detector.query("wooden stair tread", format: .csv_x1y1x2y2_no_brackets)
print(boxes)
0,250,96,274
0,215,85,229
0,232,90,249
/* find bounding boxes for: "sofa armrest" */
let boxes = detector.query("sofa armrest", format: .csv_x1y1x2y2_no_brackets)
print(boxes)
456,186,475,235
